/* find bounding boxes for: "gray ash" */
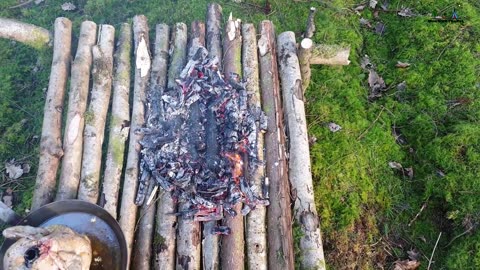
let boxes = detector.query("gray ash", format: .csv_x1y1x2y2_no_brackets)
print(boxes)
135,47,268,233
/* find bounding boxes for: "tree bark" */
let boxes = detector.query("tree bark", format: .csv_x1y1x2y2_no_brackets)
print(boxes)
101,23,132,219
119,15,151,268
56,21,97,201
78,24,115,204
304,7,316,38
298,38,313,95
132,179,156,270
258,20,295,270
175,20,203,270
220,13,244,270
242,23,268,270
310,44,350,65
0,17,51,49
277,31,326,270
154,23,187,270
203,5,223,270
31,17,72,210
206,3,223,70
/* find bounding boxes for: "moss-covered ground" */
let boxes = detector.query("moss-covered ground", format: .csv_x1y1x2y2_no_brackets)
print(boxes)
1,0,479,269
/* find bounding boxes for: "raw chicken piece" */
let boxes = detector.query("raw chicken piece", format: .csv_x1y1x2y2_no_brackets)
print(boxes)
3,225,92,270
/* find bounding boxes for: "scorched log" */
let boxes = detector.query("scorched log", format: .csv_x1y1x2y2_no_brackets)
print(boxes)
277,31,326,270
220,13,245,270
56,21,97,201
78,24,115,203
175,20,204,270
242,23,268,270
31,18,72,210
119,15,151,268
101,23,132,219
258,20,295,270
203,3,223,269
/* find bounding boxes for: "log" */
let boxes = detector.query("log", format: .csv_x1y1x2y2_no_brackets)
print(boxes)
154,23,187,270
277,31,326,270
78,24,115,203
258,20,295,270
221,13,244,270
310,44,350,65
135,23,169,270
132,180,156,270
304,7,316,38
298,38,313,95
206,3,223,70
0,201,21,225
175,20,203,270
119,15,151,268
31,18,72,210
242,23,267,270
56,21,97,201
203,5,223,270
0,17,51,49
101,23,132,219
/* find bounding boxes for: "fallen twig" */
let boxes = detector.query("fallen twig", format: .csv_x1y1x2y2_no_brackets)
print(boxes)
427,232,442,270
357,106,385,140
408,201,427,227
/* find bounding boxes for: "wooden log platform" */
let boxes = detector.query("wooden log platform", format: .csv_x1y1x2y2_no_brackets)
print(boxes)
23,3,327,269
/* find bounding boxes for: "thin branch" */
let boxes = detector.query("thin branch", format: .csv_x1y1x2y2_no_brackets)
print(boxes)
9,0,33,9
357,106,385,140
427,232,442,270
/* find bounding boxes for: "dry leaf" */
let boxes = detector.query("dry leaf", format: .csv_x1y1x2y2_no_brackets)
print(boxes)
360,18,372,28
398,7,415,17
368,70,386,90
375,22,386,35
61,2,76,11
328,122,342,132
394,259,420,270
361,55,374,70
136,36,151,78
373,10,379,19
396,61,411,68
5,161,23,179
405,167,414,179
392,126,407,145
407,249,421,261
381,1,389,11
2,195,13,208
397,81,407,91
369,0,378,9
34,0,44,4
389,161,403,170
354,4,366,12
22,163,31,174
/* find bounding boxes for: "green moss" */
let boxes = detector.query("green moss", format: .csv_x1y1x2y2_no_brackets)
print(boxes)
84,110,95,125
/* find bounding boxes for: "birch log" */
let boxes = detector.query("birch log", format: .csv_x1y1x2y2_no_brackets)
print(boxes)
310,44,350,65
101,23,131,218
203,4,223,269
78,25,115,203
242,23,267,270
221,13,244,270
0,17,51,49
206,3,223,69
298,38,313,95
132,180,156,270
119,15,151,268
56,21,97,201
175,20,203,270
258,20,295,270
154,23,187,270
277,31,326,270
31,18,72,210
134,23,169,270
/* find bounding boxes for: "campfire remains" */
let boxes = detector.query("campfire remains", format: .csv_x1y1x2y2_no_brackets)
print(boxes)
0,3,353,270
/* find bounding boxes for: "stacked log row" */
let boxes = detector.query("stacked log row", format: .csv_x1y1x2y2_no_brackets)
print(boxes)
31,17,72,210
78,24,116,203
119,15,151,268
56,21,97,202
277,31,326,270
202,3,222,270
258,20,296,270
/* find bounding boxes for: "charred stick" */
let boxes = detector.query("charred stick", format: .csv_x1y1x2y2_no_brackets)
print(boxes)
56,21,97,201
298,38,313,95
31,18,72,210
78,24,115,204
258,20,296,270
203,4,223,270
242,23,268,270
119,15,151,268
220,13,245,270
277,31,326,270
101,23,132,219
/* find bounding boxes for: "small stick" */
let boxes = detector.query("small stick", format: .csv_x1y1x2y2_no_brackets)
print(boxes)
427,232,442,270
357,106,385,140
408,201,427,227
298,38,313,94
305,7,317,38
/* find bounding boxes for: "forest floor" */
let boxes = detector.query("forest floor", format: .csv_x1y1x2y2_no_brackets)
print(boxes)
0,0,479,269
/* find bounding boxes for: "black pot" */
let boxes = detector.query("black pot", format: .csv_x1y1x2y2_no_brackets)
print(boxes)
0,200,127,270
